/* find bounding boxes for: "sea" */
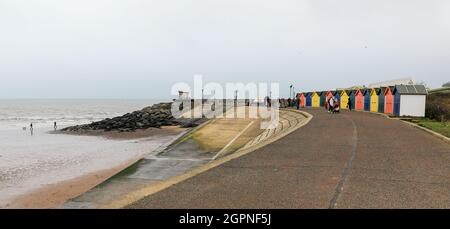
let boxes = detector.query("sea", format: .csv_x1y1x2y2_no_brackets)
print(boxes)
0,99,173,208
0,99,160,129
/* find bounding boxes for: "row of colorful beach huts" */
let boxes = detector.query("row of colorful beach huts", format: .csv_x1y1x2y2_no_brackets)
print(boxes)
296,84,427,117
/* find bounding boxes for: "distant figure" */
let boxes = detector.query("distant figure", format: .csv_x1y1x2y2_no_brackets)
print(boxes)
328,97,334,113
287,98,292,107
54,122,57,130
347,98,353,111
30,123,33,135
179,102,184,111
333,98,340,113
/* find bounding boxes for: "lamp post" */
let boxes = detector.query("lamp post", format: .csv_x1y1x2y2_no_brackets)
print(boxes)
289,85,293,100
292,86,295,99
201,88,204,117
234,90,238,107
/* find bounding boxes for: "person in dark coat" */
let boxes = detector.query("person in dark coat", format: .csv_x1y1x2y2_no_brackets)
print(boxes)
347,98,352,111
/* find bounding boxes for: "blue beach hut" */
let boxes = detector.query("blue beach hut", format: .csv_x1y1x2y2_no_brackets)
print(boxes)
363,88,371,111
333,91,341,104
305,92,312,107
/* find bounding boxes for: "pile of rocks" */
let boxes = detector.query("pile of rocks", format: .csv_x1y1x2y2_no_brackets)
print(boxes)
61,102,201,132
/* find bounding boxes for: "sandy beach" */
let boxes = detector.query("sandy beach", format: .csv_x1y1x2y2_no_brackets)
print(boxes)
0,125,185,209
6,159,133,209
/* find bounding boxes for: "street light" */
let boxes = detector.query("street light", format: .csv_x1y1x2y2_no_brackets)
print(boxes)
201,88,204,117
234,90,238,107
289,85,293,99
293,86,295,100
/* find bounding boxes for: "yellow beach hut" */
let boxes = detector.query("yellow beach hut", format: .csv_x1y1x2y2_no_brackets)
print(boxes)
311,92,320,107
340,90,349,110
370,88,379,112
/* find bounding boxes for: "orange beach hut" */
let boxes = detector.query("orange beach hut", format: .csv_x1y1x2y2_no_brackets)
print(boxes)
354,89,364,111
384,87,394,115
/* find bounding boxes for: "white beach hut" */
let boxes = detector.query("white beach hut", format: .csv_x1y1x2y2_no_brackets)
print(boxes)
393,85,427,117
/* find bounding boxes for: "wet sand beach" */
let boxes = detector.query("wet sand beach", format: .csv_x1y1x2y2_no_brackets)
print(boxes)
0,125,185,208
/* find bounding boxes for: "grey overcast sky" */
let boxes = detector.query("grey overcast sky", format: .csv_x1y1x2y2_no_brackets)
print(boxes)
0,0,449,99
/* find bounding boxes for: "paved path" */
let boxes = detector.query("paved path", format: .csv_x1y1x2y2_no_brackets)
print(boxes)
62,109,306,208
127,109,450,209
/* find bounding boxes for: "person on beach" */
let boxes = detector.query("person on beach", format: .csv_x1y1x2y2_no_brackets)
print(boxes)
30,123,33,135
266,96,271,108
54,122,57,130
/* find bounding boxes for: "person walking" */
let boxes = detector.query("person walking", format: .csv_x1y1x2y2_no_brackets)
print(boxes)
54,122,57,130
333,98,340,113
30,123,33,135
328,96,334,113
347,98,353,111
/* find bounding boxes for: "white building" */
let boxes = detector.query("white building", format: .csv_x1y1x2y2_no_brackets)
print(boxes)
393,85,427,117
178,91,190,100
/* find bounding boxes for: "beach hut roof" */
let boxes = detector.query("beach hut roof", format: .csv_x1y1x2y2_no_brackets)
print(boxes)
370,88,382,95
362,88,371,95
394,85,427,95
384,86,394,95
338,90,347,95
345,90,353,95
353,89,362,95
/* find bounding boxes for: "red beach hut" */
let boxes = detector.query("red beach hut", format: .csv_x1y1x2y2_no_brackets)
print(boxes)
298,93,306,108
324,91,334,109
384,86,394,115
354,89,364,111
326,91,334,100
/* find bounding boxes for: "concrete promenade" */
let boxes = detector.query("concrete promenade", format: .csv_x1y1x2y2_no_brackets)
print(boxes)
128,109,450,208
62,108,307,208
